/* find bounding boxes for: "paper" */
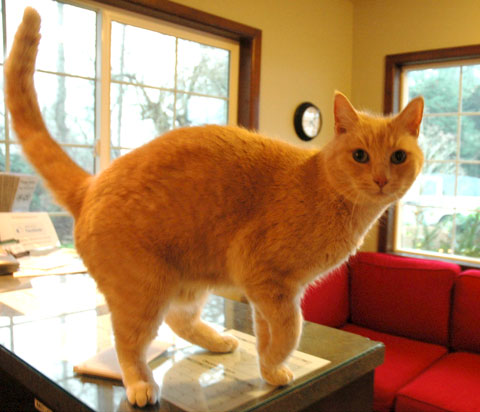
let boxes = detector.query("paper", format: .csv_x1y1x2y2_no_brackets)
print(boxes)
157,329,330,412
10,175,38,212
0,212,60,251
14,248,87,278
74,340,173,380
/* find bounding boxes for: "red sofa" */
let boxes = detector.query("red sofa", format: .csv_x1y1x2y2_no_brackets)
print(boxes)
302,252,480,412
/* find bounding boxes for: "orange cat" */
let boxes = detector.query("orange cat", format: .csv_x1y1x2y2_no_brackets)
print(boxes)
5,8,424,407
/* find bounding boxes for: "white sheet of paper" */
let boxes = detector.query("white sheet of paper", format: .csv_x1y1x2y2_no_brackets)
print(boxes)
157,329,330,412
10,175,38,212
14,248,87,278
74,340,173,380
0,212,60,250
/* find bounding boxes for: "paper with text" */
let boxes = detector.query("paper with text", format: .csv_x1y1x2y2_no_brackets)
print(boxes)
157,329,330,412
0,212,60,250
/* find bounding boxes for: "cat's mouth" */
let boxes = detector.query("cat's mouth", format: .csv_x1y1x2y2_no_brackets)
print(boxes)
371,186,393,200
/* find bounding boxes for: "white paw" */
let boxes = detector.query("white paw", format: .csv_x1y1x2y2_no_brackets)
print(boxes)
261,364,294,386
126,380,160,407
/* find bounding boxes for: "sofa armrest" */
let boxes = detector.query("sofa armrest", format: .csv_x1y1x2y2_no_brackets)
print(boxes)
451,269,480,352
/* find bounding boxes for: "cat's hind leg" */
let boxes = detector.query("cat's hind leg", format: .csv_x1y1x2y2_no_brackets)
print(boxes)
246,285,303,386
165,290,238,353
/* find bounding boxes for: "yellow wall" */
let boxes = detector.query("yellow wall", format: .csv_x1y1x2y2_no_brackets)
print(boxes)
174,0,354,148
352,0,480,111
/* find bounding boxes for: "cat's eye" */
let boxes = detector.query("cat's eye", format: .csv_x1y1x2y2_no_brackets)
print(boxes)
391,150,407,164
352,149,369,163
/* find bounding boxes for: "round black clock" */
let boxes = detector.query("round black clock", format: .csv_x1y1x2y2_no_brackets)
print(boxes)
294,102,322,141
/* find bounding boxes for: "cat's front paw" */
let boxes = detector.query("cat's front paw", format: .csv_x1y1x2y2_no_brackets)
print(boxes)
260,364,294,386
126,380,160,407
210,333,239,353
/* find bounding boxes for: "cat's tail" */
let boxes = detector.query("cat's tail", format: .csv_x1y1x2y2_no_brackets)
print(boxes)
4,7,92,218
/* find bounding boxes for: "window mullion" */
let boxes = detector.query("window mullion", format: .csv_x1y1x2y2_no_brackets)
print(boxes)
173,37,178,129
450,66,464,254
96,10,111,173
2,0,10,171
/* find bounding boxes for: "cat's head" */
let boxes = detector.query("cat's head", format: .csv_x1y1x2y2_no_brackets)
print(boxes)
324,92,424,206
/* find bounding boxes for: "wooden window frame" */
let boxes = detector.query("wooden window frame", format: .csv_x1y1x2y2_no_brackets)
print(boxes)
380,44,480,268
94,0,261,129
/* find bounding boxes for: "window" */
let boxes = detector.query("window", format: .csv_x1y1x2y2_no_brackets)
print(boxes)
0,0,260,245
383,46,480,265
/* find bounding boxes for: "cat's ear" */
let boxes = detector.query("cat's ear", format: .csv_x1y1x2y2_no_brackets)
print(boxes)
395,96,424,138
334,91,359,136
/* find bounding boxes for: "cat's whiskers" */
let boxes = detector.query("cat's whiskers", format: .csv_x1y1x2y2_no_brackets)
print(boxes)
348,192,361,230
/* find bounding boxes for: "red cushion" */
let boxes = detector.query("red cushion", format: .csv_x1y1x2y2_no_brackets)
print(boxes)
342,324,447,412
396,352,480,412
302,265,349,328
349,252,459,345
451,270,480,352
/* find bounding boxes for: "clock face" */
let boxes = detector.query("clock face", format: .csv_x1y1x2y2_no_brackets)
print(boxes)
302,106,321,138
294,102,322,141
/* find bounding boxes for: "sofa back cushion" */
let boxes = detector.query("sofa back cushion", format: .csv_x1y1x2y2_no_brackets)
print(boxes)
451,270,480,352
349,252,460,345
302,265,349,328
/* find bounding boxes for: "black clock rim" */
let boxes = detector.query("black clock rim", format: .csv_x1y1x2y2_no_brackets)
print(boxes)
294,102,321,141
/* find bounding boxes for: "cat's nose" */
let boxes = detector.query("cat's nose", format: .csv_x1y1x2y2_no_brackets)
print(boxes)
374,177,389,188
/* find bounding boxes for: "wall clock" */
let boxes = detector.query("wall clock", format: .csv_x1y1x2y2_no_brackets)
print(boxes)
294,102,322,141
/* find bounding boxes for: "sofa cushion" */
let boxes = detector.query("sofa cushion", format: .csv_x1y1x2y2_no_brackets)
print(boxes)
342,323,447,412
302,265,349,328
349,252,459,345
451,269,480,352
396,352,480,412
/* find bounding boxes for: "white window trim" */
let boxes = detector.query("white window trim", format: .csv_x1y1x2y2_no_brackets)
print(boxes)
394,59,480,265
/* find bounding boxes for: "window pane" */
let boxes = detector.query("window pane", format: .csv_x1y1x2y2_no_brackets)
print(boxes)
111,84,174,149
455,210,480,258
111,22,176,89
0,2,3,64
50,215,74,246
462,64,480,112
0,143,5,171
458,163,480,198
177,39,230,97
25,72,96,146
65,147,95,174
0,73,4,142
6,0,96,78
420,116,457,161
9,144,93,213
9,144,59,212
421,162,456,196
399,205,454,253
9,144,34,174
406,67,460,114
460,115,480,160
175,94,227,127
110,148,131,161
